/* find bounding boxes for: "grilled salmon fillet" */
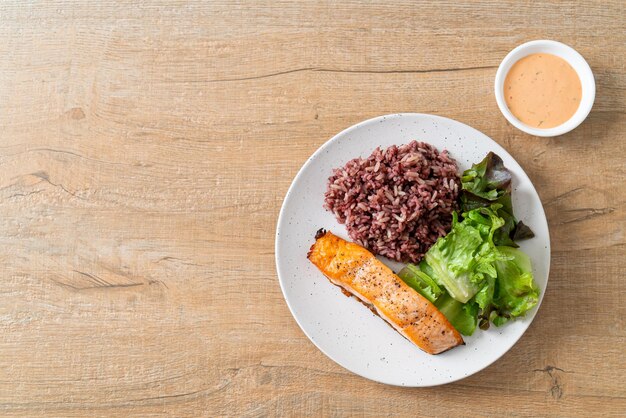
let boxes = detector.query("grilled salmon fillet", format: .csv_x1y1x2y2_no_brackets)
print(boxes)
308,229,463,354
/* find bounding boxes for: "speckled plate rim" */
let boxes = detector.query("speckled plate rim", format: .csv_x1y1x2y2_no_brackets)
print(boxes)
275,113,550,386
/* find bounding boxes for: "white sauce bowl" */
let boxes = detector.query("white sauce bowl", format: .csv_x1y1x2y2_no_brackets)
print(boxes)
494,40,595,137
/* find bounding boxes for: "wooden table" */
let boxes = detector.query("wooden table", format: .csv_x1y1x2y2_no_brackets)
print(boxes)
0,1,623,416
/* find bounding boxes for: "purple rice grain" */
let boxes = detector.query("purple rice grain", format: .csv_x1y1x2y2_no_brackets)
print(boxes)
324,141,460,263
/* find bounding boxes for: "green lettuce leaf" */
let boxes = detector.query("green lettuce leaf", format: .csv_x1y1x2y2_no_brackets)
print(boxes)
424,206,504,303
460,152,534,246
434,293,479,336
397,264,443,303
490,246,540,325
399,262,479,336
460,152,511,201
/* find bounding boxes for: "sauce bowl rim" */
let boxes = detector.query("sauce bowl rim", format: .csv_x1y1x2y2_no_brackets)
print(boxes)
494,40,595,137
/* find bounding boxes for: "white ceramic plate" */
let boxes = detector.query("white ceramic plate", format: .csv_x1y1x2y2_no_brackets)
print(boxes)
275,113,550,387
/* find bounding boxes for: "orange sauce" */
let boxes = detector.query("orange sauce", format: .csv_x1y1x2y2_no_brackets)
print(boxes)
504,53,582,128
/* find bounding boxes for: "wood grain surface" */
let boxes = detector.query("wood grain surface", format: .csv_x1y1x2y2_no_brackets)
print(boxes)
0,1,624,416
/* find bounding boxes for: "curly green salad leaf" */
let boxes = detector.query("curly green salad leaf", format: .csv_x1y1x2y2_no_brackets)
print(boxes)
460,151,512,201
397,153,540,336
426,206,508,302
460,152,534,247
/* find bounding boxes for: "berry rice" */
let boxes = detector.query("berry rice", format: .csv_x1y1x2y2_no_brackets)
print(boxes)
324,140,460,263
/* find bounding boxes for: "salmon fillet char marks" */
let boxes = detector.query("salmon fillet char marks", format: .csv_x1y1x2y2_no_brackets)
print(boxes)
307,229,463,355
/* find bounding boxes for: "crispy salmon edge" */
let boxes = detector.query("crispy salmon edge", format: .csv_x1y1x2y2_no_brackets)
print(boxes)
307,228,327,259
